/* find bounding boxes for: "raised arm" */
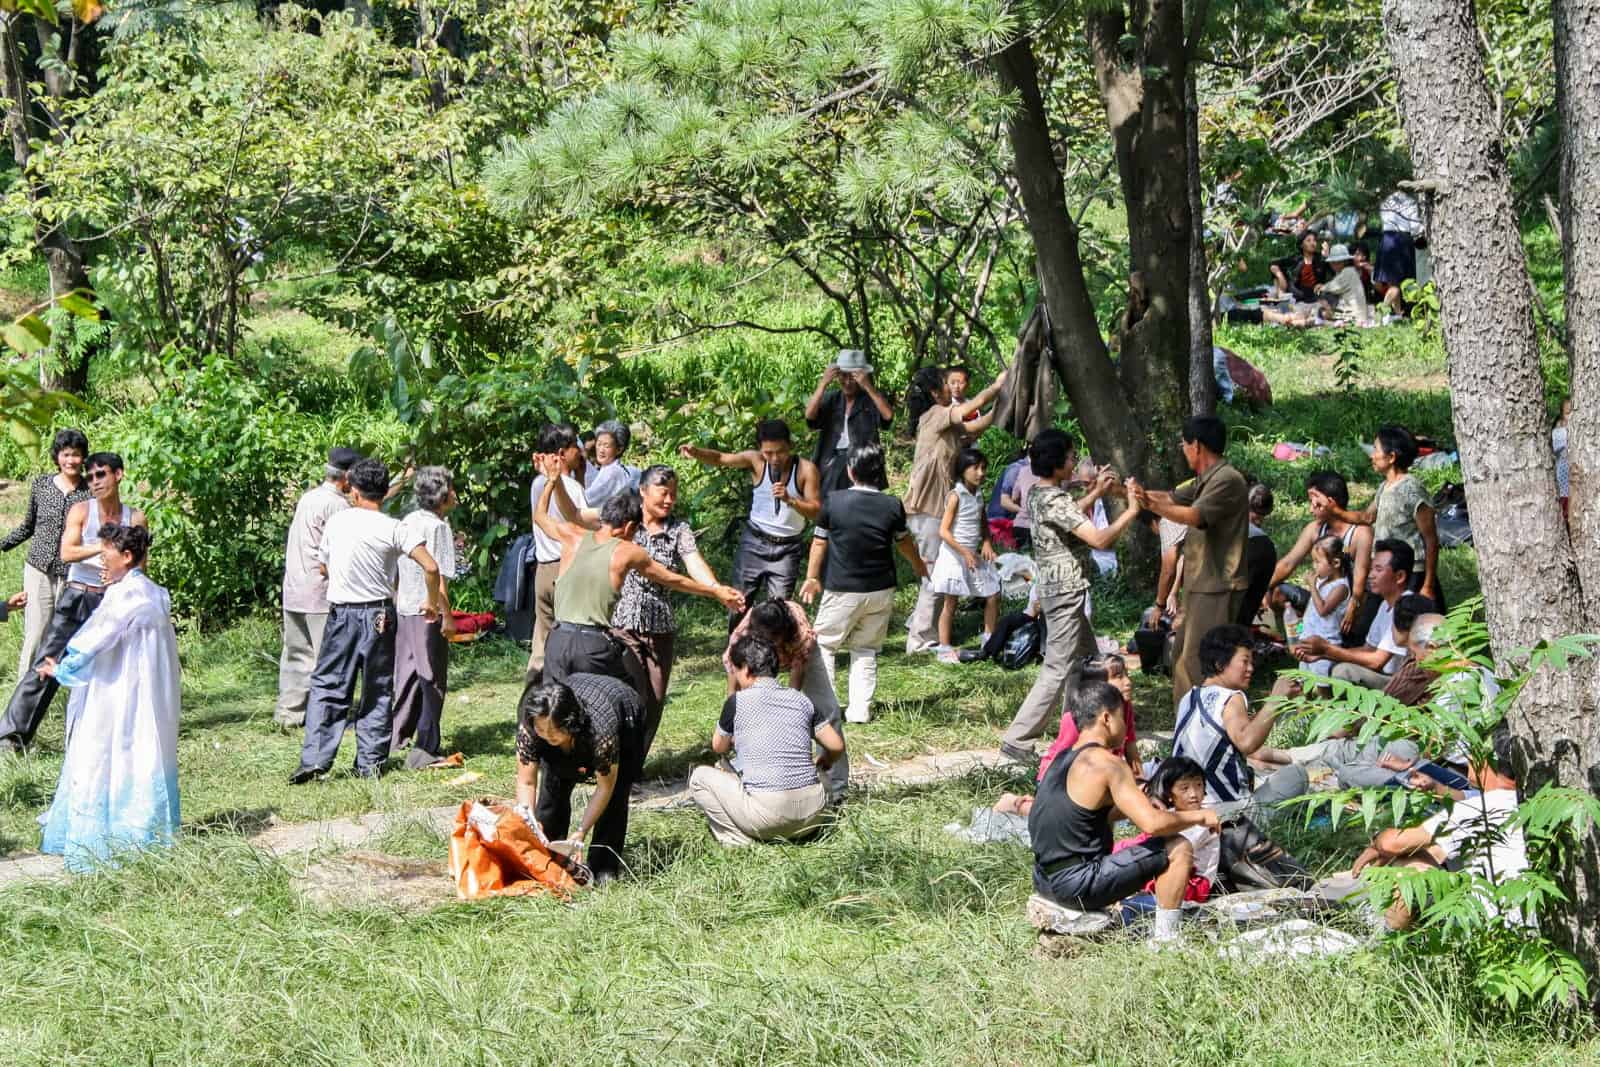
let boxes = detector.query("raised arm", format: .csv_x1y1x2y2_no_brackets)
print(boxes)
1268,521,1318,589
804,367,837,424
1328,497,1377,527
952,369,1007,423
532,468,586,552
1072,479,1142,550
678,443,758,473
1220,691,1277,757
1140,490,1202,529
860,372,893,422
631,547,744,613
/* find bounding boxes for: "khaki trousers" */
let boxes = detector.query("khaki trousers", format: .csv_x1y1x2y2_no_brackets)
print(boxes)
1173,589,1244,700
526,561,559,676
276,608,330,726
1002,586,1096,749
18,563,59,683
688,765,827,846
813,587,894,721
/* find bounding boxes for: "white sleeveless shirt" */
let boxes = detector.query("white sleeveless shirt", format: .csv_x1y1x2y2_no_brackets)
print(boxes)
749,462,806,539
68,500,134,586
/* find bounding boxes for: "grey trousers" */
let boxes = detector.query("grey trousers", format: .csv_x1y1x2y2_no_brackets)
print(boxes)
1288,738,1421,789
1002,587,1096,749
729,525,804,626
298,601,397,775
391,614,448,756
1331,661,1393,690
276,609,329,727
904,514,942,653
795,649,850,800
1247,763,1312,810
18,563,59,684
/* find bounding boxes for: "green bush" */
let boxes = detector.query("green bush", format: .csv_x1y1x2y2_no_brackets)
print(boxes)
98,356,404,619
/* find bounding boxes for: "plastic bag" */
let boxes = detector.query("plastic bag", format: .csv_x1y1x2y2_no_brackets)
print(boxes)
448,799,589,901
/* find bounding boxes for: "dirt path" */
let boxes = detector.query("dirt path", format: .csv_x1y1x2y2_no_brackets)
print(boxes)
0,746,1015,889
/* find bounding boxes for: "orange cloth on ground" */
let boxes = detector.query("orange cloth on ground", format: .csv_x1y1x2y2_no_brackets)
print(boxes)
448,799,584,900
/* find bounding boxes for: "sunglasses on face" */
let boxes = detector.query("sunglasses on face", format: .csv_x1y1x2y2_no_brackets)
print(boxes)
87,470,114,482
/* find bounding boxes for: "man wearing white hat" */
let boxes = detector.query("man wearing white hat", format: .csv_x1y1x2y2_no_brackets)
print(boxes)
805,349,894,496
1316,244,1371,326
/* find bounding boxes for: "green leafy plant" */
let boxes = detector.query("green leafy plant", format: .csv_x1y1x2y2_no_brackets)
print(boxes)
1400,278,1442,338
1328,326,1363,395
1275,599,1600,1014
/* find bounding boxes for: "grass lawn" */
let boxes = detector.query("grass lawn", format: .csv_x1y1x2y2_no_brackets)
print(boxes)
0,321,1591,1064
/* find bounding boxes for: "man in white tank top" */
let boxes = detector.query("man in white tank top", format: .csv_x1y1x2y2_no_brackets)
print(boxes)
680,419,821,626
0,452,146,753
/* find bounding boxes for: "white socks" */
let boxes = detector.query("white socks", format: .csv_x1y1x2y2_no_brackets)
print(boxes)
1151,907,1183,943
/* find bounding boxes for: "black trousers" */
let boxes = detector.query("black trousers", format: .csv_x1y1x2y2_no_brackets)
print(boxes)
545,623,657,722
391,615,448,756
0,585,103,749
298,601,397,774
535,729,645,879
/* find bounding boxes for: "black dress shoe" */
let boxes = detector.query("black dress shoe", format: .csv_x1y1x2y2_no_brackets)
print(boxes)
288,766,328,785
998,742,1037,765
958,649,985,663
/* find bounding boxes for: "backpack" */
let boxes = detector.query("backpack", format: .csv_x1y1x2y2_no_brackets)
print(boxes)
1218,815,1314,893
997,617,1044,670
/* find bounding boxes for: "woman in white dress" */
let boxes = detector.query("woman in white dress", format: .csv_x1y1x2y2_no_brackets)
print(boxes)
38,523,181,872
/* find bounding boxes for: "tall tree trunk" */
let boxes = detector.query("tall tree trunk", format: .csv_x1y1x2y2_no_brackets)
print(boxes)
1382,0,1600,997
1185,68,1217,416
992,36,1150,485
2,13,92,395
1087,1,1195,480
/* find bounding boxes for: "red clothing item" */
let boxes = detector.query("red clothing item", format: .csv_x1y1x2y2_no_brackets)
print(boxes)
1037,700,1138,781
1296,259,1319,291
1112,833,1213,902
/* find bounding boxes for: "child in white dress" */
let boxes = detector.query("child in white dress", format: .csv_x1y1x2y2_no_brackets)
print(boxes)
1293,535,1351,684
933,448,1001,662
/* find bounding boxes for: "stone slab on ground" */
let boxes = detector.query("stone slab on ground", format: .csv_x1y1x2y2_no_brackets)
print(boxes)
292,850,457,912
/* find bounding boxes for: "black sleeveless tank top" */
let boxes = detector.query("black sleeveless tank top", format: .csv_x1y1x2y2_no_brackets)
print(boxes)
1028,742,1112,869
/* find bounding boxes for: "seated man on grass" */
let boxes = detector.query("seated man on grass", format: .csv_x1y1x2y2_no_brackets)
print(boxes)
688,635,845,847
1352,728,1528,933
1288,539,1415,690
1030,681,1220,945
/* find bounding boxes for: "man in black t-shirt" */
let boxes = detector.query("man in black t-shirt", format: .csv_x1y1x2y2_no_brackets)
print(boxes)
799,444,927,724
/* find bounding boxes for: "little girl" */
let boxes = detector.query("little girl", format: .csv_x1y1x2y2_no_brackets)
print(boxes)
932,448,1001,663
1294,534,1350,684
1111,756,1220,903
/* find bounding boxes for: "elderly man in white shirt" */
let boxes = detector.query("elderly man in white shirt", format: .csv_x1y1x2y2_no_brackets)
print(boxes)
291,459,444,783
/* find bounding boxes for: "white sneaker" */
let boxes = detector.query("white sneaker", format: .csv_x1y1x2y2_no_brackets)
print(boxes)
937,646,960,664
845,706,872,724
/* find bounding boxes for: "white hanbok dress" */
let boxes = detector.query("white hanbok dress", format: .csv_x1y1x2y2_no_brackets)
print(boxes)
40,569,181,872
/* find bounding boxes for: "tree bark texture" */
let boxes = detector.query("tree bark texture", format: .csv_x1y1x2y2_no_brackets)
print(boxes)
1382,0,1600,994
1087,0,1195,477
1185,68,1217,416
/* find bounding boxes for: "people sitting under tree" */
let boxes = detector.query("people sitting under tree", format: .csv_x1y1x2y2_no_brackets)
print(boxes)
1352,728,1527,934
1270,230,1334,303
1171,624,1309,809
689,635,845,847
724,599,849,800
679,419,821,628
1315,244,1371,326
1327,425,1445,611
1029,680,1220,945
1288,541,1418,691
1265,470,1375,641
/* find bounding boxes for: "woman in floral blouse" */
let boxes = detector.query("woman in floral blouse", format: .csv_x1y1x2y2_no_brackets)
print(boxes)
0,429,90,680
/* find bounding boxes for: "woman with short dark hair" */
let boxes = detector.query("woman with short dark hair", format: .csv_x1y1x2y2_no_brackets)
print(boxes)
1328,425,1445,610
0,428,90,681
513,675,646,883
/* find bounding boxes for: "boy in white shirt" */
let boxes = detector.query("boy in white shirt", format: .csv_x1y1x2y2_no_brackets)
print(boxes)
292,459,444,783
